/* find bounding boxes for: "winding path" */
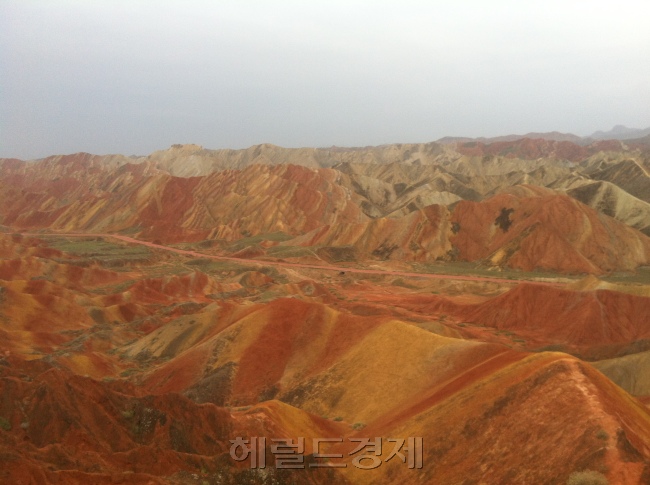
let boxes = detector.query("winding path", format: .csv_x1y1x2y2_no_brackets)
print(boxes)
24,232,565,287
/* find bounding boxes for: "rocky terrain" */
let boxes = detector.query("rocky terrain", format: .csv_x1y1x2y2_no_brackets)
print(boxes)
2,137,650,273
1,135,650,484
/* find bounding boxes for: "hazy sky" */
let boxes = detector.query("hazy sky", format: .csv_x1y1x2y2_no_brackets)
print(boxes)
2,0,649,159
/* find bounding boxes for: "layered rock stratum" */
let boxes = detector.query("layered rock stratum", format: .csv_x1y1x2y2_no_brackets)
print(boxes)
2,135,650,484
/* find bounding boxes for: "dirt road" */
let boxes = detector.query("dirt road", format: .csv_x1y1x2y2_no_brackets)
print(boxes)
24,232,565,287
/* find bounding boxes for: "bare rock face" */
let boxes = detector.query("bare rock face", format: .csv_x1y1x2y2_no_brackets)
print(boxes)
3,139,650,274
1,211,650,484
450,191,650,274
567,180,650,235
2,138,650,483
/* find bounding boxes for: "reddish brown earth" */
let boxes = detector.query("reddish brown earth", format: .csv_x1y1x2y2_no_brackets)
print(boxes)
0,159,367,244
0,355,346,485
451,190,650,274
2,141,650,484
3,144,650,274
1,231,649,483
454,137,624,161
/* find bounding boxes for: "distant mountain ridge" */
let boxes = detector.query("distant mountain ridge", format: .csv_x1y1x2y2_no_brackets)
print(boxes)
437,125,650,145
590,125,650,140
437,131,587,145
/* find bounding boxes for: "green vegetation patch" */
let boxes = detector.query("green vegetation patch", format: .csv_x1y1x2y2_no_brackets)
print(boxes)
142,263,190,278
185,258,249,274
48,238,150,257
225,232,293,253
566,470,608,485
0,416,11,431
265,245,315,259
602,266,650,285
412,260,582,283
45,237,153,269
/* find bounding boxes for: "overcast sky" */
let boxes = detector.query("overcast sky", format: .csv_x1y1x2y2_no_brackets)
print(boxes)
1,0,649,159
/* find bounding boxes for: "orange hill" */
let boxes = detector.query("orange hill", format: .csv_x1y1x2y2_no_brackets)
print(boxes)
2,232,650,483
451,190,650,273
2,154,650,273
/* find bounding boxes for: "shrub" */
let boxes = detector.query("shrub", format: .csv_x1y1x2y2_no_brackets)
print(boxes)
596,428,609,441
352,422,366,430
566,470,608,485
120,368,138,377
121,410,134,419
0,416,11,431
